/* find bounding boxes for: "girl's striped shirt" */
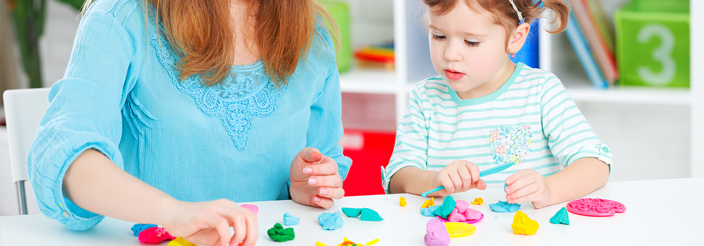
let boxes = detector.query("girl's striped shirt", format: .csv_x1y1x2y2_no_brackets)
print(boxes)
381,63,612,193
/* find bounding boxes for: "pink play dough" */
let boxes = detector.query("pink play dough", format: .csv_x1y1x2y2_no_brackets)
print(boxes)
424,219,450,246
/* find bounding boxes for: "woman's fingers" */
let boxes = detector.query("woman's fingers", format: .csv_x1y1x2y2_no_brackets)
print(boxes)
318,186,345,199
312,195,334,209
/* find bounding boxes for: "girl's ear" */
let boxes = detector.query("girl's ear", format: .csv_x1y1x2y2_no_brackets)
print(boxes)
508,22,531,54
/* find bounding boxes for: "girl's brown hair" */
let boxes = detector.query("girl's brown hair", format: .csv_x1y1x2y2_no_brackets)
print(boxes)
423,0,569,44
81,0,338,86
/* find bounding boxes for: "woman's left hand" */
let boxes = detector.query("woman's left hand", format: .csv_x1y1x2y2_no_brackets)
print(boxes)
504,169,553,208
289,147,345,209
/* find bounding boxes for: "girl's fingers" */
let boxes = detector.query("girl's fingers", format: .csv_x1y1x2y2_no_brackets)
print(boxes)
508,188,542,204
505,169,534,186
439,174,456,194
467,164,481,183
448,169,463,192
505,172,538,194
318,186,345,199
456,167,473,192
507,181,539,203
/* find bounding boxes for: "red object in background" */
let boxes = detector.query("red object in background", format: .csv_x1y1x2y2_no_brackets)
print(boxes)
340,130,396,196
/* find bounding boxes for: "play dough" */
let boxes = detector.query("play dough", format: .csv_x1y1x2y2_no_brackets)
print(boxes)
550,207,570,225
267,223,295,242
424,219,450,246
318,211,344,230
489,200,521,213
283,212,300,226
511,211,539,235
445,222,476,237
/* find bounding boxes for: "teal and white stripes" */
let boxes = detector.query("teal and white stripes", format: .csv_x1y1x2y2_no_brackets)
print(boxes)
381,63,612,193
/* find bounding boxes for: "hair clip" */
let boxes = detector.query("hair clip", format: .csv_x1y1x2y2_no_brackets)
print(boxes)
508,0,525,24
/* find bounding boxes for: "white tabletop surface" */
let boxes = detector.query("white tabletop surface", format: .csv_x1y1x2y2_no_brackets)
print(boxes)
2,178,702,245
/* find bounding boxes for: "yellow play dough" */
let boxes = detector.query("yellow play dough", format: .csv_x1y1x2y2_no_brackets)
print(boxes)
421,198,436,209
511,211,539,235
400,197,407,207
444,222,476,237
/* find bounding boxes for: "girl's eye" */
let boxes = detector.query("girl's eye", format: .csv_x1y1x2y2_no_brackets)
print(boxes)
465,40,479,47
432,34,446,40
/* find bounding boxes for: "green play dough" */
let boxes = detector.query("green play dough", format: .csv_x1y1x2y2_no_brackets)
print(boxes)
267,223,295,242
359,208,384,221
433,196,456,219
341,207,363,217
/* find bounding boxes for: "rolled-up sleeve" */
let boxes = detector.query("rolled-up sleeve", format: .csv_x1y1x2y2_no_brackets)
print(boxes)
27,2,138,230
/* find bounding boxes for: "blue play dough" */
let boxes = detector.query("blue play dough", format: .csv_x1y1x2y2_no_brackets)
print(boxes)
433,196,456,219
130,223,157,237
318,211,344,230
421,205,441,217
550,207,570,225
283,212,300,226
360,208,384,221
489,201,521,213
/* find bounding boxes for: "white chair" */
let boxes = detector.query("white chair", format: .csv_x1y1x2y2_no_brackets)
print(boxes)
3,88,50,215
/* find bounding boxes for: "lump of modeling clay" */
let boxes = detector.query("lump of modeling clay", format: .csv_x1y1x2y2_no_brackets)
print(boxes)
489,200,521,213
367,238,380,245
342,207,384,221
318,211,344,230
400,197,407,207
421,198,436,209
131,223,157,236
240,204,259,214
337,237,361,246
360,208,384,221
138,226,176,244
424,219,450,246
550,207,570,225
440,207,483,223
511,211,539,235
283,212,300,226
471,197,483,205
267,223,295,242
421,205,441,217
168,237,197,246
341,207,362,217
433,196,456,219
454,200,469,213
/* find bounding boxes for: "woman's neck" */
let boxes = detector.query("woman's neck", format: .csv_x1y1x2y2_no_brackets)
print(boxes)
230,0,261,66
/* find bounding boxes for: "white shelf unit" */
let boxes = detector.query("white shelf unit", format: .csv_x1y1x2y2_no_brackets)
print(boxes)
338,0,703,178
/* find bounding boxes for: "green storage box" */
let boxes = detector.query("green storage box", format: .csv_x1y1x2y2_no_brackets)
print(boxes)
615,0,690,87
319,0,352,73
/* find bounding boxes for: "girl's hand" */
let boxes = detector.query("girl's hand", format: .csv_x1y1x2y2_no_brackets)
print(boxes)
161,199,257,246
289,147,345,209
431,160,486,196
505,169,553,208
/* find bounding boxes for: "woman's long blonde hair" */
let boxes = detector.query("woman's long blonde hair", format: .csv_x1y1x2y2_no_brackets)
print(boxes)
81,0,339,86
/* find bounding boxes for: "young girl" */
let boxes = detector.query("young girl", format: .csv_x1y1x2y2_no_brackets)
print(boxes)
382,0,612,209
28,0,349,245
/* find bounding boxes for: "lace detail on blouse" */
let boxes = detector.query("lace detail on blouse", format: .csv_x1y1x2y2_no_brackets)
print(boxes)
149,30,285,151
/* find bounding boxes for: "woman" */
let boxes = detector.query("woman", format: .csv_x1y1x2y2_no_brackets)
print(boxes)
27,0,350,245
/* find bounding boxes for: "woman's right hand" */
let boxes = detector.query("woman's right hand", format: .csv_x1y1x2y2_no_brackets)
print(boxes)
160,199,258,246
431,160,487,196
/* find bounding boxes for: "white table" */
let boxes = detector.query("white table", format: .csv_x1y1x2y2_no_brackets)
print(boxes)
2,178,702,245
